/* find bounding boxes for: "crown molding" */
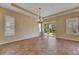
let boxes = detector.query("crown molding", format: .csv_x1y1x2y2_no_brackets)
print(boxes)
43,6,79,19
11,3,38,17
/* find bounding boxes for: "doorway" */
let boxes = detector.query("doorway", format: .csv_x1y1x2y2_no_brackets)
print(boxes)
43,21,56,36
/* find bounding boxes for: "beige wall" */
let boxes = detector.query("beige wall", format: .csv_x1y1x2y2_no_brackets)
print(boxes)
48,11,79,41
0,7,39,44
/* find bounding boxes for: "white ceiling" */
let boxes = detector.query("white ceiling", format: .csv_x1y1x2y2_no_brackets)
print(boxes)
0,3,79,17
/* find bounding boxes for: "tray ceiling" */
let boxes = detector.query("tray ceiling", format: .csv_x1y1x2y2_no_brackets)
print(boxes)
0,3,79,17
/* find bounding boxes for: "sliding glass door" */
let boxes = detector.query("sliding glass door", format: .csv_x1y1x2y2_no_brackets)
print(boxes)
43,21,56,36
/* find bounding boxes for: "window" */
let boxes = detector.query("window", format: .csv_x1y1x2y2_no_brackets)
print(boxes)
66,17,79,35
4,15,15,36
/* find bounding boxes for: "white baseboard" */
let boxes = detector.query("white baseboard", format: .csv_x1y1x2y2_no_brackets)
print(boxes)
56,36,79,42
0,34,39,45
